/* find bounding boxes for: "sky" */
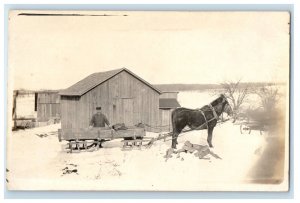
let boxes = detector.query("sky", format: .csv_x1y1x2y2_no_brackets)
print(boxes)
8,11,290,90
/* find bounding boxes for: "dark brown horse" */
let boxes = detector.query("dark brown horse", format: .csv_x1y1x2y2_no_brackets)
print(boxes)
171,94,232,149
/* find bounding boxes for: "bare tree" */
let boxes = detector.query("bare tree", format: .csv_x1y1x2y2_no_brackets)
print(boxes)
220,79,249,122
256,84,279,113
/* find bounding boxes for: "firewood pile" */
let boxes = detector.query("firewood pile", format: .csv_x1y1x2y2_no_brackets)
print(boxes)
164,141,222,161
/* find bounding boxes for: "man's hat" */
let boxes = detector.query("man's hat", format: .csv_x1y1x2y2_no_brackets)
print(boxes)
96,107,101,110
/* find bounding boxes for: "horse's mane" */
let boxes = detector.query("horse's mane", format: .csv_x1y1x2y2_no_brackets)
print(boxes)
176,107,208,111
211,94,227,106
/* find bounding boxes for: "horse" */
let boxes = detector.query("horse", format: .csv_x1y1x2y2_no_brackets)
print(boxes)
171,94,233,149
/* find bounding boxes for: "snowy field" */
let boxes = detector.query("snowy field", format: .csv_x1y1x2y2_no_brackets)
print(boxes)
6,91,288,191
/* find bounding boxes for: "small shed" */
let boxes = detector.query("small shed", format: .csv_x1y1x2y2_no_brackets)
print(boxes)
159,91,181,132
59,68,162,131
36,90,60,122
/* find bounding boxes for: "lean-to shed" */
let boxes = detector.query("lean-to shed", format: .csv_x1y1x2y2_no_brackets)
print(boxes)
159,91,181,132
59,68,162,131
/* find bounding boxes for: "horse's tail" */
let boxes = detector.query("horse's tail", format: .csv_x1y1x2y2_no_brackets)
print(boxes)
171,109,176,138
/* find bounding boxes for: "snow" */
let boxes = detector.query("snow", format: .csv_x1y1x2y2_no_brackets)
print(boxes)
6,91,288,191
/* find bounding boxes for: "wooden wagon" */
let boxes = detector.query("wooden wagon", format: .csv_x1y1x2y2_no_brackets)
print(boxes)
58,126,150,152
239,108,272,135
240,121,267,135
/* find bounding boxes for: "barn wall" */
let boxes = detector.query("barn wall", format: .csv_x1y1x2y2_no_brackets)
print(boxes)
61,71,160,131
159,92,178,132
160,109,174,132
60,96,80,129
37,92,60,122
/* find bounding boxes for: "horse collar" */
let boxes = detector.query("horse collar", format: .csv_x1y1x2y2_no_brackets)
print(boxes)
208,104,218,120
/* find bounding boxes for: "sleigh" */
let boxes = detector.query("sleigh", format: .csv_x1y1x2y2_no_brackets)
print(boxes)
58,126,152,152
239,108,273,135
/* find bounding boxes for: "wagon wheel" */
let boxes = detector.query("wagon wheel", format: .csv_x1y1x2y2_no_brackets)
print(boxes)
259,125,267,135
240,123,251,134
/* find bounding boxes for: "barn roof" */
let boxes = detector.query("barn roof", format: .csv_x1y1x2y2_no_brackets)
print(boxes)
59,68,162,96
159,98,181,109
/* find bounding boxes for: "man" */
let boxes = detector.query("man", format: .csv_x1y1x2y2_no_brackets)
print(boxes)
89,107,111,128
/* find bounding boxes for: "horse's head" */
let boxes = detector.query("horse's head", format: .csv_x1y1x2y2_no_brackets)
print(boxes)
220,94,233,116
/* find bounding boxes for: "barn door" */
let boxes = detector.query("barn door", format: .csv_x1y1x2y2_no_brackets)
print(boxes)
122,98,134,126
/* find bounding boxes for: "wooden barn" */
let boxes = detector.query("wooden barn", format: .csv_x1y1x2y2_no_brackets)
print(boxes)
36,90,60,122
159,91,181,132
59,68,162,131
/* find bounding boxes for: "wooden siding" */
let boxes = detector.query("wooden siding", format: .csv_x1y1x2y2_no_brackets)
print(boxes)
159,92,179,131
61,96,79,129
159,109,173,132
61,71,160,131
37,92,60,122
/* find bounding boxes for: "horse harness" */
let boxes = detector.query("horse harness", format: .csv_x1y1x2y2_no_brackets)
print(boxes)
171,98,228,140
171,106,219,140
195,104,219,130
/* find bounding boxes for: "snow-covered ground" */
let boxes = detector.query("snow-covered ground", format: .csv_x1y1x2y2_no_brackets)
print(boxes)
6,91,288,191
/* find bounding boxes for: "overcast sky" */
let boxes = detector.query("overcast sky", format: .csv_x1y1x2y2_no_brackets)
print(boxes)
9,11,290,90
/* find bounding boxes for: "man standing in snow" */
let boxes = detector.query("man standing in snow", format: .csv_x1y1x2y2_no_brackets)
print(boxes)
89,107,111,128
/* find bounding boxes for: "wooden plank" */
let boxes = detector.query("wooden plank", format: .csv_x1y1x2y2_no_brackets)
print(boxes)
37,92,60,104
39,93,44,104
60,99,64,127
161,109,171,131
66,98,71,129
61,128,106,140
79,95,87,129
66,98,70,128
48,104,51,119
122,98,134,126
70,97,76,129
48,93,52,103
63,98,68,129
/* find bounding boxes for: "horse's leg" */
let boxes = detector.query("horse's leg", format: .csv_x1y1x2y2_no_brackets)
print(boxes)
207,126,214,148
171,132,179,149
171,113,181,149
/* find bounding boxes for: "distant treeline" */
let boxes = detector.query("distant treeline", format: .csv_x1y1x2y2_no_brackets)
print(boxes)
154,82,285,92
